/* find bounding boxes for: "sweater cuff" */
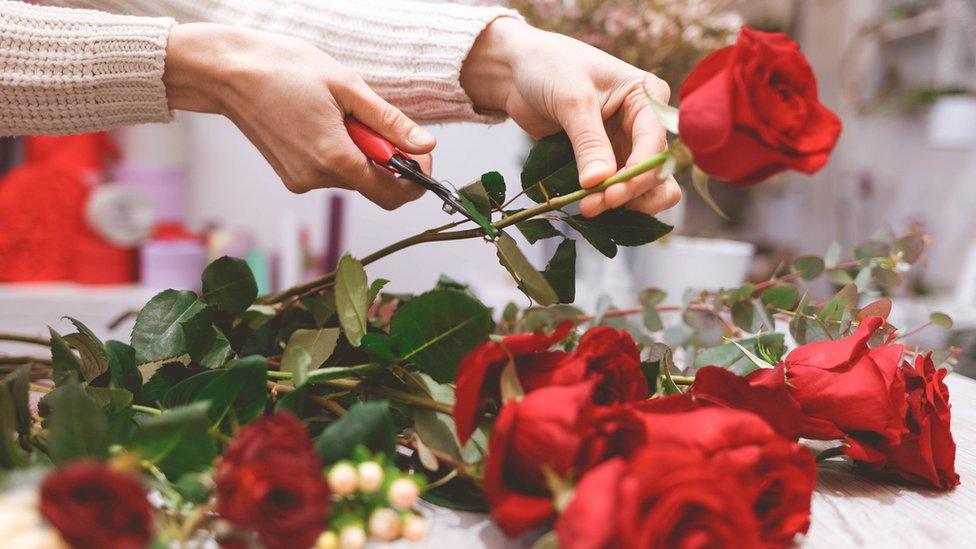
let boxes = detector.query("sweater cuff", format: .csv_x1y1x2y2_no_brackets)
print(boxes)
0,1,175,136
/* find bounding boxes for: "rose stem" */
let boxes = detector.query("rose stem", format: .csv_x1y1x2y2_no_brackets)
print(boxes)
670,375,695,385
397,435,469,476
267,379,453,415
261,150,672,304
0,333,50,346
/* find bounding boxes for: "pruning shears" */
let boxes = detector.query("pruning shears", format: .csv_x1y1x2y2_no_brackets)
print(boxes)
345,116,497,239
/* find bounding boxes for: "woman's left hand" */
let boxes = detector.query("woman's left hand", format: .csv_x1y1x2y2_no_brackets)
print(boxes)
461,17,680,218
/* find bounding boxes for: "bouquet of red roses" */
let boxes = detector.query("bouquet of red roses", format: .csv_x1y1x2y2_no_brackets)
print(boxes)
0,26,959,549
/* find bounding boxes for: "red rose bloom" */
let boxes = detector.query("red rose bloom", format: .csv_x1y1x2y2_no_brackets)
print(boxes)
482,382,594,536
784,316,907,442
557,450,763,549
639,407,816,546
455,324,647,444
846,354,959,490
39,461,153,549
526,327,648,405
215,412,329,549
454,321,572,443
691,364,805,439
678,26,842,186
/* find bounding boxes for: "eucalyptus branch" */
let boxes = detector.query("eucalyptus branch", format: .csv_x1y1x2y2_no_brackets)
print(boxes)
261,150,672,305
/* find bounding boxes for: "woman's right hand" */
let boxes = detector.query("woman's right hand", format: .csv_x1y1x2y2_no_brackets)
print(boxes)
163,23,435,210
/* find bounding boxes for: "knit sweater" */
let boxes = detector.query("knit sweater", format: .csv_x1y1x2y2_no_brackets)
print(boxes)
0,0,521,136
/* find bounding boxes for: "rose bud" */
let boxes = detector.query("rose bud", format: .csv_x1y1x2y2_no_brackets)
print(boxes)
316,530,339,549
357,461,384,493
338,524,366,549
387,478,420,510
402,514,428,542
368,508,400,541
327,462,358,496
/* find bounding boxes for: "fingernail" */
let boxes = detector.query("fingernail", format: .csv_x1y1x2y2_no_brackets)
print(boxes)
408,126,434,147
581,160,609,184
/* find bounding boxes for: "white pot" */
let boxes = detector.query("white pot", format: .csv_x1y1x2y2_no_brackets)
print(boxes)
927,95,976,150
631,236,755,301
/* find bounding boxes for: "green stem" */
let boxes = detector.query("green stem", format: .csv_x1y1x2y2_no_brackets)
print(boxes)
0,333,50,346
132,404,163,415
262,150,671,304
671,375,695,385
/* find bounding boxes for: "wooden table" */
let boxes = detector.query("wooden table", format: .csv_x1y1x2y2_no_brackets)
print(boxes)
404,374,976,548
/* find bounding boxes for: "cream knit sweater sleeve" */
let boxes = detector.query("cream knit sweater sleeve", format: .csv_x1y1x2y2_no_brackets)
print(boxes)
0,1,175,136
46,0,521,123
0,0,520,136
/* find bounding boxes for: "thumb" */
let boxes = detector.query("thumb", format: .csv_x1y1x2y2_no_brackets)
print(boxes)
340,80,436,155
557,95,616,188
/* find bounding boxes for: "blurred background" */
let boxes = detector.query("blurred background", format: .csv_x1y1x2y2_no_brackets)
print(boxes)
2,0,976,373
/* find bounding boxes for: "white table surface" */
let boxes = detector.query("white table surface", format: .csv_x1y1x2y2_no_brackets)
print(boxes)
402,374,976,549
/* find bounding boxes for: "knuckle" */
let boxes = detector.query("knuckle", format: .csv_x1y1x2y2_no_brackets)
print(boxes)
574,128,609,154
645,73,671,102
380,104,407,131
560,90,595,111
283,176,311,195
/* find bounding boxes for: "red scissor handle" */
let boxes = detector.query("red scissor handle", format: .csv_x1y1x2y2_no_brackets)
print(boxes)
344,116,399,166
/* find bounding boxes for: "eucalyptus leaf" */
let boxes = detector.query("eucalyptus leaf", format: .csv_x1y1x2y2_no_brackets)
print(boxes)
760,285,799,312
693,334,786,376
201,256,258,313
930,312,954,330
639,288,667,332
495,233,558,306
857,298,892,320
131,290,207,364
335,254,369,347
391,289,494,383
792,256,825,280
282,328,341,386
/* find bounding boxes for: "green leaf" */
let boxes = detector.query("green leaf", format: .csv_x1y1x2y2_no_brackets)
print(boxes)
128,401,215,480
303,293,337,328
139,363,195,407
49,327,82,386
362,332,397,362
86,386,133,413
367,279,390,304
196,356,268,424
305,363,381,384
930,312,954,330
521,132,580,203
481,171,506,208
0,365,30,468
824,242,841,268
46,376,108,464
181,309,233,369
162,370,223,409
201,256,258,313
542,239,577,303
692,166,729,220
105,340,142,396
515,218,563,244
131,290,207,364
760,285,799,311
897,235,925,263
282,328,341,386
853,241,890,261
335,254,369,347
62,317,108,382
793,256,825,280
693,334,786,376
458,179,492,216
639,288,667,331
457,194,498,238
314,401,395,464
495,233,558,306
568,210,672,258
391,289,494,383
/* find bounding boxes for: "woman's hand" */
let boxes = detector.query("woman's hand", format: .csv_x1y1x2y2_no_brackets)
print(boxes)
163,23,435,210
461,18,680,218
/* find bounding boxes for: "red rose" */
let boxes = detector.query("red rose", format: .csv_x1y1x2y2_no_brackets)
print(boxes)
482,382,594,536
690,364,805,439
784,316,907,442
455,324,647,444
216,412,329,549
526,327,648,405
678,26,842,186
556,450,763,549
846,354,959,490
39,461,153,549
575,403,652,471
454,321,572,443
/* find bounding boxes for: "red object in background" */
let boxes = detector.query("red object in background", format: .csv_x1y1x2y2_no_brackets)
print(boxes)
0,133,134,284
